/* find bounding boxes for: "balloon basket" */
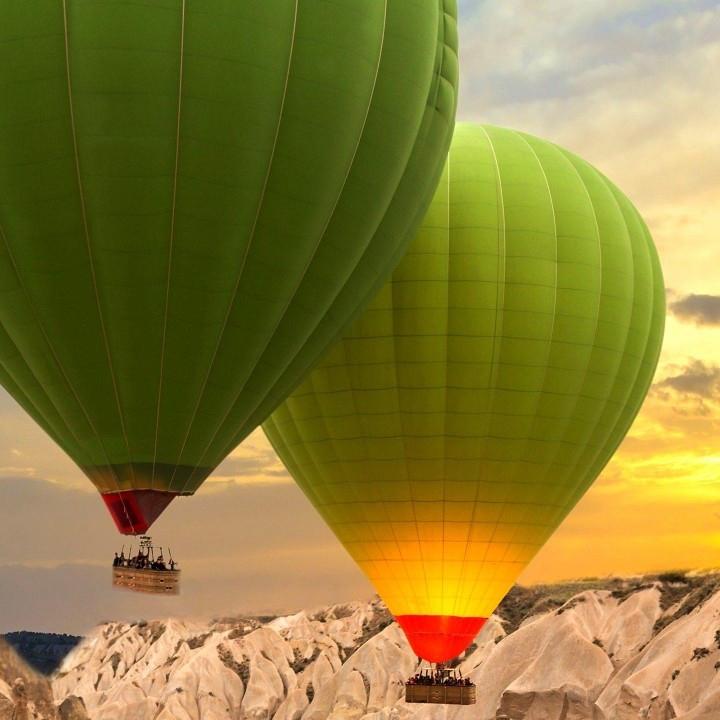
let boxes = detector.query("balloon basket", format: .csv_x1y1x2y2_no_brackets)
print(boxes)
112,566,180,595
404,665,475,705
404,684,476,705
111,536,180,595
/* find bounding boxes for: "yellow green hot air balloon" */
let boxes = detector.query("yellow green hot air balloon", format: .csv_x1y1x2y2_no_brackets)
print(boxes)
0,2,458,534
264,123,665,662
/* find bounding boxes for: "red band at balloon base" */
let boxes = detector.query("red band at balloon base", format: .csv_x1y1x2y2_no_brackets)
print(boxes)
396,614,486,663
101,490,178,535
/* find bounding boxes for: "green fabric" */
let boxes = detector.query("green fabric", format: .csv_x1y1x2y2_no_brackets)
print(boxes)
264,123,666,619
0,1,458,495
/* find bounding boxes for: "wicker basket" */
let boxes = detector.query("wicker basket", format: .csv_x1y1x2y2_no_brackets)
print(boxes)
112,567,180,595
405,684,476,705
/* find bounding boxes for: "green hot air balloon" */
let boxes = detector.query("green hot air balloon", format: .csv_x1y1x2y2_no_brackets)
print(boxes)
0,1,458,534
264,123,665,663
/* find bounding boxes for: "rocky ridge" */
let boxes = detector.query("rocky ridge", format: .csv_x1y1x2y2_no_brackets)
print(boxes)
5,573,720,719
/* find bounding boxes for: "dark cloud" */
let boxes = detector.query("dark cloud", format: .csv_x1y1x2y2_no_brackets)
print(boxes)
654,359,720,399
669,294,720,326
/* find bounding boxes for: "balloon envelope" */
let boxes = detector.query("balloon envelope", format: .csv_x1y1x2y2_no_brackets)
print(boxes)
0,1,458,533
264,123,665,662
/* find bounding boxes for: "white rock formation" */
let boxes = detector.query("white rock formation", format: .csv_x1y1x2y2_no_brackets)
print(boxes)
5,574,718,720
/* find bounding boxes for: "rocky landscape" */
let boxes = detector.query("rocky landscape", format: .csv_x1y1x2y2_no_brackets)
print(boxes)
4,573,720,719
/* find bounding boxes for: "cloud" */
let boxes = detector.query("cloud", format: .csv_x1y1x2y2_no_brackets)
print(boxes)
654,359,720,399
669,294,720,326
457,0,720,218
645,360,720,427
0,466,35,477
211,430,290,484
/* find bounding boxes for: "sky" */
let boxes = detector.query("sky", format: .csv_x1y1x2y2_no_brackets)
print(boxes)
1,1,719,633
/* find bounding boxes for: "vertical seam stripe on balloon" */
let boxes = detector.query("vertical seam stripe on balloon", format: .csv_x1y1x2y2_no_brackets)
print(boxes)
480,135,608,617
0,227,93,467
198,0,459,473
459,125,509,618
388,0,451,617
0,201,129,521
166,0,300,493
61,0,135,528
151,0,186,493
483,140,636,608
556,170,657,515
177,0,391,494
440,133,449,615
263,36,457,613
390,202,433,613
338,308,416,613
580,175,661,487
448,128,506,615
474,132,603,615
541,151,622,522
481,130,562,615
0,330,71,452
451,127,561,619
